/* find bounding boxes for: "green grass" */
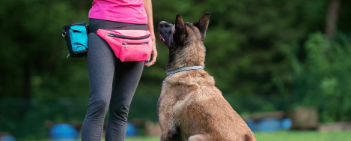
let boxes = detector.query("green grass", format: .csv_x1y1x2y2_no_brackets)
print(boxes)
123,131,351,141
20,131,351,141
253,131,351,141
125,137,159,141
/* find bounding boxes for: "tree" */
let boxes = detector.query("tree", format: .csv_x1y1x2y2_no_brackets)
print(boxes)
325,0,340,40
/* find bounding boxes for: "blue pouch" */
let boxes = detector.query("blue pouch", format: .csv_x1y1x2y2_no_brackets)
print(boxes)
62,22,88,58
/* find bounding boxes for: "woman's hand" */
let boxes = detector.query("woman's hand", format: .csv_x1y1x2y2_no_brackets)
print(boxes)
145,38,157,66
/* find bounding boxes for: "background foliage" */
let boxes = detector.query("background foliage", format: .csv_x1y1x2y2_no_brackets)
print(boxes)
0,0,350,139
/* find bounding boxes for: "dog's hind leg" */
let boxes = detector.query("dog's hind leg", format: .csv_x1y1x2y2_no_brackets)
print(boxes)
160,126,180,141
159,114,180,141
187,134,210,141
158,95,181,141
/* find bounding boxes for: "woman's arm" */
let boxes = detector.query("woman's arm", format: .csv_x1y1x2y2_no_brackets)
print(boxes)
143,0,158,66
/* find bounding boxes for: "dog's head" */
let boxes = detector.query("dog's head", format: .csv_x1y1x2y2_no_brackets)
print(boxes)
159,12,211,72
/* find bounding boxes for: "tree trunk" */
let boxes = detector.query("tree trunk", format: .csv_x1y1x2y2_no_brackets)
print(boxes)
325,0,340,40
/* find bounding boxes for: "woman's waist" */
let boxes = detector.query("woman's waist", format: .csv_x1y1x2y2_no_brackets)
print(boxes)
88,18,147,33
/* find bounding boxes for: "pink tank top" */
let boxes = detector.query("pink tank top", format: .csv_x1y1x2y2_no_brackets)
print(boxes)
89,0,148,24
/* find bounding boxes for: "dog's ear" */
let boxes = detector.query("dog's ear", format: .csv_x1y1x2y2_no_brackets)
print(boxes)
194,12,210,40
174,14,187,44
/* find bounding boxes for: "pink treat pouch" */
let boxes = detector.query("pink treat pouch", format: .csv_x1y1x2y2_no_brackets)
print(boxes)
97,29,152,62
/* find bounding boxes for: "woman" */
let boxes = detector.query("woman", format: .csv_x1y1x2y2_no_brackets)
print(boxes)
81,0,157,140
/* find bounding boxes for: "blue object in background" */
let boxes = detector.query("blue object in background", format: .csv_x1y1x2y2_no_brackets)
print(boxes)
50,123,78,141
256,118,281,132
0,135,16,141
245,119,256,132
245,117,292,132
126,122,138,137
280,118,292,130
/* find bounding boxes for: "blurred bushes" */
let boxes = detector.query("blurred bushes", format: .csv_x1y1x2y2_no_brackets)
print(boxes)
0,0,90,98
0,98,88,138
292,32,351,122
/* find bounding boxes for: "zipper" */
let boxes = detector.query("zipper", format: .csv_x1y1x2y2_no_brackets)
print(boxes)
107,34,150,40
122,42,148,48
66,51,70,58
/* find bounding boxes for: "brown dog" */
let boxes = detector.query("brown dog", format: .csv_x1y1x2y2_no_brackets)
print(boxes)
157,13,257,141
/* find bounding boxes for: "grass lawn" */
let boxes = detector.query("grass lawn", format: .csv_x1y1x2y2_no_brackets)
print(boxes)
253,130,351,141
124,131,351,141
20,130,351,141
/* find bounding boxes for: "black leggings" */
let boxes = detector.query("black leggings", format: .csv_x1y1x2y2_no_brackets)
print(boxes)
81,19,147,141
